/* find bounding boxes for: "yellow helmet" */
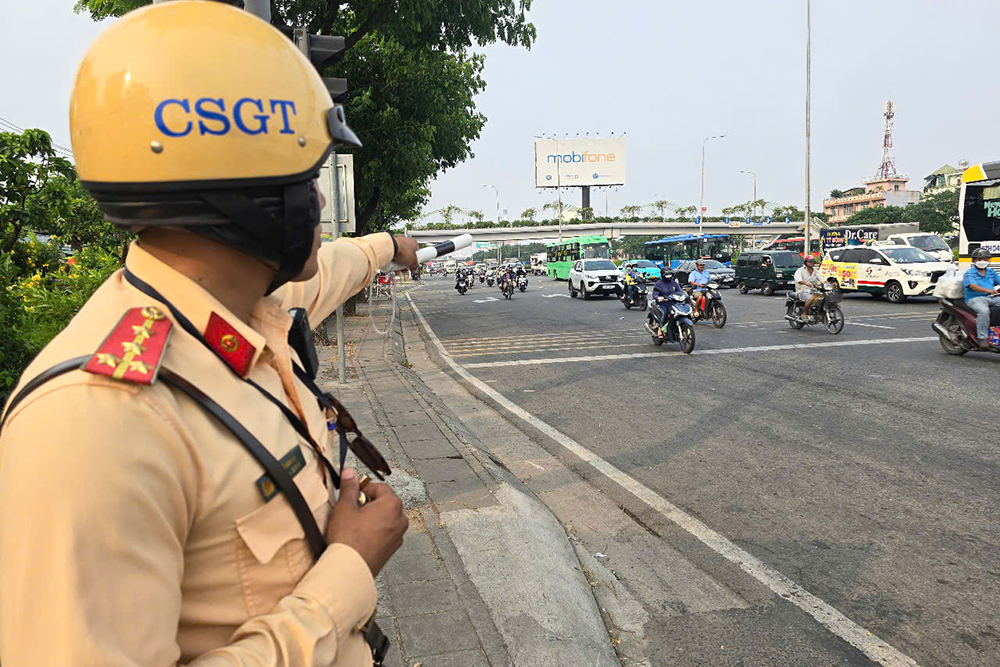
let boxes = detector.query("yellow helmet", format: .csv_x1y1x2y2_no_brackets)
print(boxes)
70,0,360,291
71,0,356,194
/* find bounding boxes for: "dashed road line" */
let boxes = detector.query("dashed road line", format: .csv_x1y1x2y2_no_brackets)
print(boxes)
459,337,937,368
408,294,923,667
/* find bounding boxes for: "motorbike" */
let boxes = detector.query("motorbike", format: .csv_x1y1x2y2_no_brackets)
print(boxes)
517,274,528,292
784,279,844,334
619,281,648,311
644,293,696,353
478,270,486,283
933,296,1000,356
455,274,469,295
486,273,495,287
503,277,514,300
686,282,727,328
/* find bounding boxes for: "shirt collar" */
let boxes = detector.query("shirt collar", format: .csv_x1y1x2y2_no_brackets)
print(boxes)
124,240,267,376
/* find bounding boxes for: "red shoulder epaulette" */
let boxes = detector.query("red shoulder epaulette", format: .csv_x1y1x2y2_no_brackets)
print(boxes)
82,306,173,385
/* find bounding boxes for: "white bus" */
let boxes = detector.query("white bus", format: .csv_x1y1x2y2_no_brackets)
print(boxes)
958,161,1000,269
444,259,457,274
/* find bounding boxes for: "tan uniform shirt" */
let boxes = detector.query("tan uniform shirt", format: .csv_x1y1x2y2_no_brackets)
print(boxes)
0,233,396,666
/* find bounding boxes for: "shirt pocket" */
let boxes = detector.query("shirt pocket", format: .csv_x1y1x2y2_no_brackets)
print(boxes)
234,465,333,617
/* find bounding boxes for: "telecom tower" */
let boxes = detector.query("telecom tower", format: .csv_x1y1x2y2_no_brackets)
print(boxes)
874,100,897,180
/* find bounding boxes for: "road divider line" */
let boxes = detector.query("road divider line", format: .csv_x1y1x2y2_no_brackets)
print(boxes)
849,322,896,330
451,343,652,358
446,334,647,351
460,336,937,368
408,293,922,667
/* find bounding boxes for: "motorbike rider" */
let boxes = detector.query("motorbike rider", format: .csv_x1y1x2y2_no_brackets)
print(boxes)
652,267,683,339
794,255,822,319
501,264,515,290
963,247,1000,347
455,266,468,290
622,263,640,303
688,259,712,314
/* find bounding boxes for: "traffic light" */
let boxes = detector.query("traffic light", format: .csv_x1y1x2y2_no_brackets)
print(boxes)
293,28,348,102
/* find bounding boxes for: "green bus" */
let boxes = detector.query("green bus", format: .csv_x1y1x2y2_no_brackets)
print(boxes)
546,235,612,279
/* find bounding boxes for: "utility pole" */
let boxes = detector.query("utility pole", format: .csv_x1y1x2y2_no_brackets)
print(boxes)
804,0,812,254
740,170,757,218
555,137,563,241
699,135,726,236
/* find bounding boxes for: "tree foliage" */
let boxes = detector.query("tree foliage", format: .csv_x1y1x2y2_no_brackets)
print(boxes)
1,130,74,254
74,0,536,235
909,188,960,234
843,205,907,226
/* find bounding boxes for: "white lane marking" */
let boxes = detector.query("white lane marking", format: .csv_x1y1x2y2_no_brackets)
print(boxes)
451,343,651,358
407,294,922,667
472,297,499,303
461,337,937,368
442,329,634,344
849,322,896,330
542,293,572,299
447,334,646,351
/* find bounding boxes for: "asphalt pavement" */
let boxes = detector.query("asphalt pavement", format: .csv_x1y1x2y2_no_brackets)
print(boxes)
407,272,999,667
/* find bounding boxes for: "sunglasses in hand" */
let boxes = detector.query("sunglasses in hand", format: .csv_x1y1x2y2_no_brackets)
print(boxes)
323,392,391,480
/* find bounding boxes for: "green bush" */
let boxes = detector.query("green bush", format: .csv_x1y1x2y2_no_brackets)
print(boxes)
1,246,120,402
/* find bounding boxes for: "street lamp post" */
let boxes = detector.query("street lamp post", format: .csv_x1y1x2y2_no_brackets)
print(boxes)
804,0,812,255
699,134,726,235
483,184,499,262
740,170,757,218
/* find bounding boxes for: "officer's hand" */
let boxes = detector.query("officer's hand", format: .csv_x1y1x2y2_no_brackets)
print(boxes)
394,236,420,272
327,468,409,576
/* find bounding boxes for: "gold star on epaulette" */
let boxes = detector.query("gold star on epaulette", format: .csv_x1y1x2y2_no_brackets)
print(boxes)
141,306,165,321
122,341,145,356
128,360,151,375
96,353,120,368
131,324,152,343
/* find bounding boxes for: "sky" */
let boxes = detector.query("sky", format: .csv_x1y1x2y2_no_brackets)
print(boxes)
4,0,1000,225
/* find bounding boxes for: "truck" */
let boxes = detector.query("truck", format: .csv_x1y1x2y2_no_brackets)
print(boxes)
530,252,547,275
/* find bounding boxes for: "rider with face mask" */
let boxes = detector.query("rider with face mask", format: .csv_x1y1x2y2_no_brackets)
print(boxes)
651,267,683,339
963,247,1000,346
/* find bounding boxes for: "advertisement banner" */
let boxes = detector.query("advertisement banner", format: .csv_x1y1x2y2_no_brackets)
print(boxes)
534,138,626,188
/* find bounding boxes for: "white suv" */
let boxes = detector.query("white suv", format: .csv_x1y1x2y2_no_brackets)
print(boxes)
569,259,622,300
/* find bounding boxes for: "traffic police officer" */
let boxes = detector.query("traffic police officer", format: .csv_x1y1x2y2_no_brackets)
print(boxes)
0,2,415,665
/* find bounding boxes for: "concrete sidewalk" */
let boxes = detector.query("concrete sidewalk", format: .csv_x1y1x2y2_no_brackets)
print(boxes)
316,291,617,667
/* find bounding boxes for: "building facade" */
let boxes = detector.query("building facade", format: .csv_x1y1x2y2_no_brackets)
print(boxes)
822,176,921,225
923,161,967,195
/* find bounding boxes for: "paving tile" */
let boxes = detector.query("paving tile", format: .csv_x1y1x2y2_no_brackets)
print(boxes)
381,552,448,585
385,411,436,428
409,648,489,667
411,457,475,484
397,422,447,442
425,476,497,511
389,580,460,617
397,611,479,658
401,438,461,461
396,531,435,557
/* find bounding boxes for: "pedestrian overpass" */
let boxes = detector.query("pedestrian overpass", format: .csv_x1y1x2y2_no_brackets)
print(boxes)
406,221,806,243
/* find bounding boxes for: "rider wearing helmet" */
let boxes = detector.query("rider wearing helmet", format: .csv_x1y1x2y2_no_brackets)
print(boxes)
794,255,822,320
652,267,683,338
622,263,640,303
0,4,415,665
688,258,712,314
964,247,1000,346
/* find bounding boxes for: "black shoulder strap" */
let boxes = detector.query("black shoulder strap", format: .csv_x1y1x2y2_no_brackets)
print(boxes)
0,361,326,560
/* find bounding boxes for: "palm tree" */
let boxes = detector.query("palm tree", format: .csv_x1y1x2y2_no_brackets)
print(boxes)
521,207,537,221
441,205,463,225
619,204,642,220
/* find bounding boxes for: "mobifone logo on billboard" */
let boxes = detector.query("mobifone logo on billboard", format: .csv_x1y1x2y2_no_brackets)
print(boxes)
534,138,626,188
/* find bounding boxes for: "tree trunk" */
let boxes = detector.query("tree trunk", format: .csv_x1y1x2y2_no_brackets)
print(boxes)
356,187,382,235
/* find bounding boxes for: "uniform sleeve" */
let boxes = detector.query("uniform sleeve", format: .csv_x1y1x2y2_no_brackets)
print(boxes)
0,383,374,667
275,233,396,324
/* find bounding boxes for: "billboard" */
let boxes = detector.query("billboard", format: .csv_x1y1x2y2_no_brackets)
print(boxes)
534,138,626,188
